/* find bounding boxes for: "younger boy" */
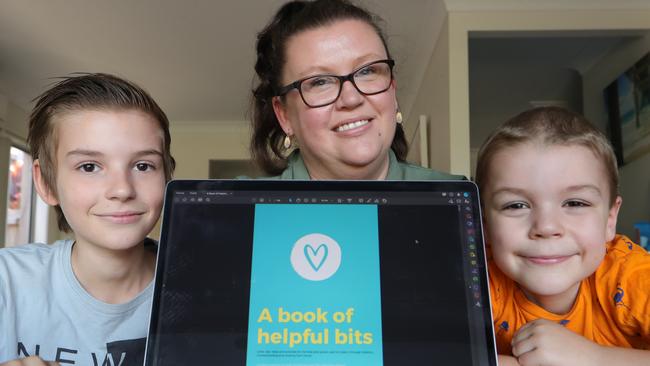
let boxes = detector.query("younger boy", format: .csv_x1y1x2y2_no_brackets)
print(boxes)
0,73,175,365
475,106,650,366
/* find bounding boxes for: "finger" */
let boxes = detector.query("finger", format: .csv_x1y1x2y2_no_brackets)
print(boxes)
24,357,56,366
512,324,535,345
517,318,546,333
511,335,537,358
512,318,553,345
517,350,543,366
1,357,52,366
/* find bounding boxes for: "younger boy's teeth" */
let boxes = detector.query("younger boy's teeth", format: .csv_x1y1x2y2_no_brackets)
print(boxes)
336,119,369,132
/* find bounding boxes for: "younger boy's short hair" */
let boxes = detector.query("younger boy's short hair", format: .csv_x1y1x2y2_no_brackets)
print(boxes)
28,73,176,233
475,106,619,206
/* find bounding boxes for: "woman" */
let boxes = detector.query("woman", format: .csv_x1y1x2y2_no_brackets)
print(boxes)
251,0,462,181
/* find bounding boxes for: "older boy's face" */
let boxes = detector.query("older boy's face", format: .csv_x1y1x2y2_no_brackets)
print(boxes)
483,143,620,313
48,109,165,251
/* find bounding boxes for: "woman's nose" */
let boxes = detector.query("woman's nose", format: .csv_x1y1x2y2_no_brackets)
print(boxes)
336,79,364,109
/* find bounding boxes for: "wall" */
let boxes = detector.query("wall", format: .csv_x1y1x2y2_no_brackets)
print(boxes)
410,6,650,178
582,33,650,237
169,121,251,179
404,118,423,166
469,37,587,150
4,101,28,139
408,17,454,174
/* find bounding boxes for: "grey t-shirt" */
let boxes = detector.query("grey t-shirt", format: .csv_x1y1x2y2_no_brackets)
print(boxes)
0,240,154,366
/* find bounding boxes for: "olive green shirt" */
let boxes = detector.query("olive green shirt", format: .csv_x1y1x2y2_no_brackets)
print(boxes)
264,150,464,180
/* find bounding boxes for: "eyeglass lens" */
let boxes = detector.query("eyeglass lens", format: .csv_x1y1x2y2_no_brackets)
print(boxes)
300,61,392,107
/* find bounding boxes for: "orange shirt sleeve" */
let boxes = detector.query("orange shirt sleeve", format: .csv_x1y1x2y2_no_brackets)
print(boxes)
597,235,650,347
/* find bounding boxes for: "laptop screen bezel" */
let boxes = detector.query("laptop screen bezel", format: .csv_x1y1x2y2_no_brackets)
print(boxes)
144,179,497,366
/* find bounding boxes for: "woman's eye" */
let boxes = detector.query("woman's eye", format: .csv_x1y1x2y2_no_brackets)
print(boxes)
357,65,377,76
135,162,154,172
307,77,335,88
78,163,99,173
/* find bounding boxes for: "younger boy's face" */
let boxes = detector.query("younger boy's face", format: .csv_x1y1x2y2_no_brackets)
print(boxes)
482,142,620,313
41,109,166,252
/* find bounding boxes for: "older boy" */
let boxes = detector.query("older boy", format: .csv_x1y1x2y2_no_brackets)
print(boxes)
0,73,175,365
475,106,650,366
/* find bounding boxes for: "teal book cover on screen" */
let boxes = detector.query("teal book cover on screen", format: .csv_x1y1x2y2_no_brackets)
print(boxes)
246,204,383,366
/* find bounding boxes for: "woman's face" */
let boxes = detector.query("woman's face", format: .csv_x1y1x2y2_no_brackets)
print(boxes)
273,19,398,180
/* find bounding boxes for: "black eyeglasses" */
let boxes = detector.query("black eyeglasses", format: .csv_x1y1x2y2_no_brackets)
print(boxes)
276,59,395,108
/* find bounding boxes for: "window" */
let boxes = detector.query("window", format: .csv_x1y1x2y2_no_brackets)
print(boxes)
5,147,33,246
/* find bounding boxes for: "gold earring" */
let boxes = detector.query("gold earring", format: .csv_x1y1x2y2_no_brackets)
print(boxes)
283,134,292,149
396,111,403,124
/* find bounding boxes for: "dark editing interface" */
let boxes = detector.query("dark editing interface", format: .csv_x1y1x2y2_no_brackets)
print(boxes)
146,184,495,366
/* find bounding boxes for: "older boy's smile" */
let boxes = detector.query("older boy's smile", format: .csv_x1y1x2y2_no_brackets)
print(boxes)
96,211,146,224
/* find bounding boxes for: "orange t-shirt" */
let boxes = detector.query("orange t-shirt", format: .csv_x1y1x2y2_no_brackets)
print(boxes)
489,235,650,355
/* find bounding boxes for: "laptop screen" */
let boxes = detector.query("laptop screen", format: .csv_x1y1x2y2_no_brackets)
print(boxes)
144,180,497,366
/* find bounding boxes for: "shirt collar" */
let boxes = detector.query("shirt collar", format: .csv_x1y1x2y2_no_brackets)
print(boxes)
282,149,400,180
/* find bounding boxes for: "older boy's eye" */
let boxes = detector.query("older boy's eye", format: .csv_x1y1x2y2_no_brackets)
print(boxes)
135,162,154,172
78,163,99,173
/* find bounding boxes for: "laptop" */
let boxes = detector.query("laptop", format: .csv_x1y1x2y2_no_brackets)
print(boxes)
144,180,497,366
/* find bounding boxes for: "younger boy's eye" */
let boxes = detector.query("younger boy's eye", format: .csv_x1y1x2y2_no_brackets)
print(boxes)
564,200,590,208
78,163,99,173
503,202,528,210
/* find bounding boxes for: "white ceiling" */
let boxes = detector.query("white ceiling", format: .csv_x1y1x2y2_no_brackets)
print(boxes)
0,0,446,123
1,0,649,125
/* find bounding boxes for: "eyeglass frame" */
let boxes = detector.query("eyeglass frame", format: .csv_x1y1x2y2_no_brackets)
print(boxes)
275,59,395,108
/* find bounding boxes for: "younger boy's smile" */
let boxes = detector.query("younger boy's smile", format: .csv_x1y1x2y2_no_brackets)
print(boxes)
522,254,574,265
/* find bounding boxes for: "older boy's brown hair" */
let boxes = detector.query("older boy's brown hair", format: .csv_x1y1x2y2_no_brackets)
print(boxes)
475,106,619,206
28,73,176,232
